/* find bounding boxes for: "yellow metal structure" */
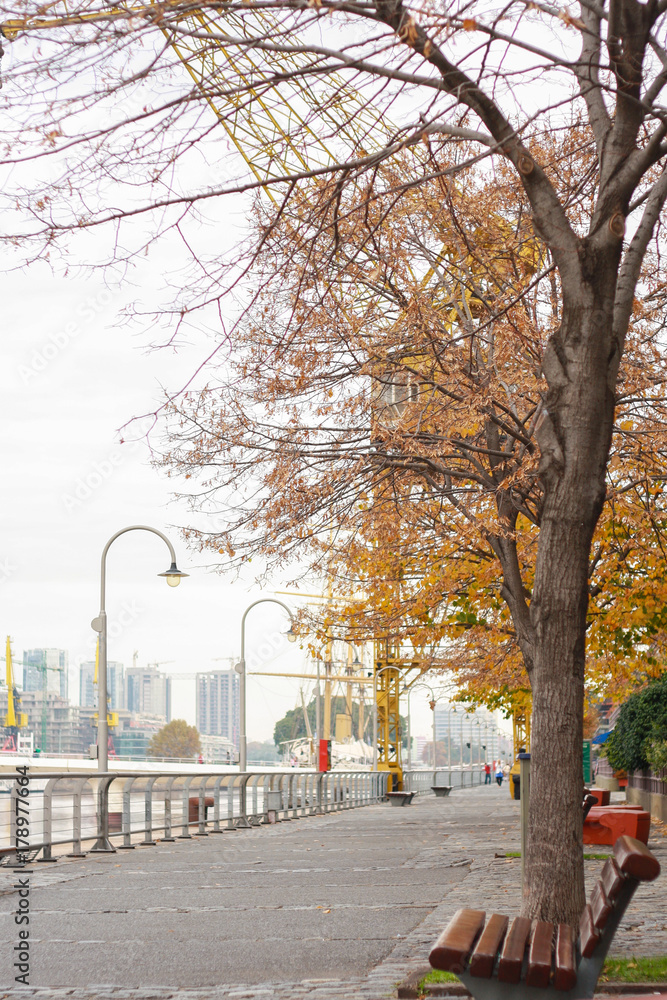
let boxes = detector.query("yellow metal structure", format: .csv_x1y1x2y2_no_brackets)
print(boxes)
2,2,384,201
373,639,425,790
3,636,28,733
509,691,531,796
92,638,119,730
4,4,423,771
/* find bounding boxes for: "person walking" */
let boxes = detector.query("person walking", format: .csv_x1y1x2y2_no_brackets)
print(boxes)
495,766,503,787
484,762,491,784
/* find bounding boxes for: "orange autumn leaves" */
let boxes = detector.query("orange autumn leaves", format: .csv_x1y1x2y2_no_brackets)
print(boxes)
161,138,667,711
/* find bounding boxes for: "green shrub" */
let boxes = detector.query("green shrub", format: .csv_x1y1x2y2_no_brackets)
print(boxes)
646,738,667,772
606,674,667,772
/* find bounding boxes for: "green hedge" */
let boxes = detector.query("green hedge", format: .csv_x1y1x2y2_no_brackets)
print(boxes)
606,673,667,772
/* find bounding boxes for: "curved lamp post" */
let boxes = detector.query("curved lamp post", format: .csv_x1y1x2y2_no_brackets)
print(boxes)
401,681,434,771
238,598,296,773
91,525,188,773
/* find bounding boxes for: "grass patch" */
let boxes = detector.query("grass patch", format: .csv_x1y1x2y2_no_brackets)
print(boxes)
420,957,667,991
419,970,459,988
599,957,667,983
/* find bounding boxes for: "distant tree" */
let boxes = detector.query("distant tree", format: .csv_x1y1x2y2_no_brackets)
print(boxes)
421,741,450,768
247,740,280,763
273,697,407,747
147,719,201,759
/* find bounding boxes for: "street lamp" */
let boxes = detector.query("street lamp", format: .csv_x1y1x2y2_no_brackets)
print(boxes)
402,681,439,771
91,525,187,773
400,683,424,770
238,598,296,773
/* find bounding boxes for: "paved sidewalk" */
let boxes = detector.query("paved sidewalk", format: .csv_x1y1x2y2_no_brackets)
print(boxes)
0,784,665,998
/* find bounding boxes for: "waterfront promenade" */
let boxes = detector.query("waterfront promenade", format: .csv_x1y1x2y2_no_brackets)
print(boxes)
0,785,665,999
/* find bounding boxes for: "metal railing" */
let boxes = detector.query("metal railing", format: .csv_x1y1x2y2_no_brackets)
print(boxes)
403,766,486,794
0,769,389,861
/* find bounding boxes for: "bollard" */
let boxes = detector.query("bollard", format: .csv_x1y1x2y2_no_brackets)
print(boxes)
518,752,531,892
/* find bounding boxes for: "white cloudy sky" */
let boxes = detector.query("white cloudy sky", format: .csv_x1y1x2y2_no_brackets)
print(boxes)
0,24,515,748
0,260,448,742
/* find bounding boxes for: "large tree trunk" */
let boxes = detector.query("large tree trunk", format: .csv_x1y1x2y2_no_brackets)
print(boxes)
523,286,617,924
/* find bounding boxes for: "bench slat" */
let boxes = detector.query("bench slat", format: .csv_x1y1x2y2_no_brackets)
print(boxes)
469,913,509,978
590,880,612,931
614,835,661,881
601,856,624,902
497,916,532,983
554,923,576,991
579,903,600,958
526,920,554,988
429,909,485,972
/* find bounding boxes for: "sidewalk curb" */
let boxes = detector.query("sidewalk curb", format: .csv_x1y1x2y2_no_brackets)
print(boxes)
396,969,667,998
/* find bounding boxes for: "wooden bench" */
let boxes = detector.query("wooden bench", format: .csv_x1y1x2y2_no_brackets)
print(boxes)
432,786,453,798
429,835,660,999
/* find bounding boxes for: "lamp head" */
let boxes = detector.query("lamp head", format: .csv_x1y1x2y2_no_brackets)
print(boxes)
286,625,297,643
158,562,189,588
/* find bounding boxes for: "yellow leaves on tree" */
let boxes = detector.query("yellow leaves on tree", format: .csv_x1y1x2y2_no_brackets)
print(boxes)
160,135,667,712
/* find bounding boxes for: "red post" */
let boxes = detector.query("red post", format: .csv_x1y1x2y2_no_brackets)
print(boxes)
318,739,331,772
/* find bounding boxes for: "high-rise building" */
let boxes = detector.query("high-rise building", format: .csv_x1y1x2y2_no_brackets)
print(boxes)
19,690,79,754
22,649,68,699
79,660,125,709
433,705,496,764
124,664,171,720
196,669,239,746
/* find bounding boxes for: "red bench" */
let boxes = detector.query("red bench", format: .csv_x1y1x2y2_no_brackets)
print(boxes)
429,835,660,999
584,807,650,845
585,788,610,807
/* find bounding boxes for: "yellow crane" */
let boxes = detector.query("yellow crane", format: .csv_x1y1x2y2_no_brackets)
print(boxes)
508,690,531,797
3,2,426,787
2,636,28,751
92,638,119,734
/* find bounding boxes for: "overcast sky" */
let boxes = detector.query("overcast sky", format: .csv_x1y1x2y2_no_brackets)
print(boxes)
0,262,453,743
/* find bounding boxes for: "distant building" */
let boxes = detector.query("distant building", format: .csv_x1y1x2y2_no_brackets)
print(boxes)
434,705,496,764
414,735,427,763
19,690,79,754
78,707,164,759
79,660,125,710
22,649,68,699
200,733,236,763
124,665,170,720
196,669,239,747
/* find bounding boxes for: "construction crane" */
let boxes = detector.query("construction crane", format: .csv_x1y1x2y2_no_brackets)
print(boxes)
92,638,119,757
1,637,28,752
0,2,385,197
3,2,430,787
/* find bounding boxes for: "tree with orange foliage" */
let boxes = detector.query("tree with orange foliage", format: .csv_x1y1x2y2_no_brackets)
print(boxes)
6,0,667,927
162,151,667,923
